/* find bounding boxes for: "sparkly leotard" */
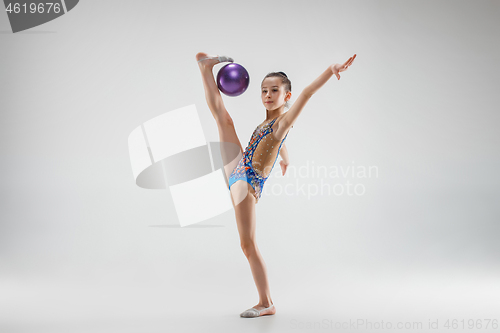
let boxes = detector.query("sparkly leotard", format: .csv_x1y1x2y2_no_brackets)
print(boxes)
228,116,290,203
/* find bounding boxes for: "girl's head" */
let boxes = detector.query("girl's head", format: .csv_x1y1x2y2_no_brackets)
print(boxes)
261,72,292,111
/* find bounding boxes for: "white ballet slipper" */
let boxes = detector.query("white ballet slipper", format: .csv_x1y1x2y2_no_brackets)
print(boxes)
197,55,234,63
240,304,274,318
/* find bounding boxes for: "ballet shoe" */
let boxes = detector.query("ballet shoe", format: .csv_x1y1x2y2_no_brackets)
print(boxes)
197,55,234,64
240,304,274,318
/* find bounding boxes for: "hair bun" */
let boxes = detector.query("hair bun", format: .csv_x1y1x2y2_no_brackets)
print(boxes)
278,71,288,78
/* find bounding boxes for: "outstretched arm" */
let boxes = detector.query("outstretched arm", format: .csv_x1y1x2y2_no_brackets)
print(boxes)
281,54,356,129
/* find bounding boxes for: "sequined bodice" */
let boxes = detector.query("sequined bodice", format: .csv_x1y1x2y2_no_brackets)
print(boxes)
228,116,289,202
247,119,287,178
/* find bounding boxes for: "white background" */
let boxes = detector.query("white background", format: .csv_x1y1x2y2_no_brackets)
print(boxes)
1,1,499,332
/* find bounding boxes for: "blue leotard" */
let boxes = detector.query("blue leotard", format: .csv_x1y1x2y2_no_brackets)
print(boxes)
228,116,290,203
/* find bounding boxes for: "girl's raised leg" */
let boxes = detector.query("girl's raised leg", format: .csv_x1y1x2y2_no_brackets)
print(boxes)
196,53,275,316
196,52,244,185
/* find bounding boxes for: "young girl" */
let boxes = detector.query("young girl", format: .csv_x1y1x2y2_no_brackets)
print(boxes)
196,52,356,318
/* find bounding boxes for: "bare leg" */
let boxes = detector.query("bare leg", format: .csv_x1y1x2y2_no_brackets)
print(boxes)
196,52,244,181
196,52,252,207
197,52,275,316
232,181,276,316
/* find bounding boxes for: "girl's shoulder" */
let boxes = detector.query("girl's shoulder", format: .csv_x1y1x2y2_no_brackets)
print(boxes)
271,113,294,141
276,112,293,128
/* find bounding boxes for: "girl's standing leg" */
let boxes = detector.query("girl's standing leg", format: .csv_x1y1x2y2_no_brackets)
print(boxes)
233,182,276,315
196,52,275,315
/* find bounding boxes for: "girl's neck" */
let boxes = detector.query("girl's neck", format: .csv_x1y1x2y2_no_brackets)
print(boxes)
265,106,285,121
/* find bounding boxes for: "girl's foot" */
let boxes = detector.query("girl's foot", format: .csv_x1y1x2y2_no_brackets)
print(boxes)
196,52,233,69
240,303,276,318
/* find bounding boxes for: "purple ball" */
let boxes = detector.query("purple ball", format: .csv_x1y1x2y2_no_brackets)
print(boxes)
216,63,250,97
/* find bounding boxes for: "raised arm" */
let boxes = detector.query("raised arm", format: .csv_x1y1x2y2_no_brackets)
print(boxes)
281,54,356,130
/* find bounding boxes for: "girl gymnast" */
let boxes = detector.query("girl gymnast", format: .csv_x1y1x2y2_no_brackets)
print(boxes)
196,52,356,318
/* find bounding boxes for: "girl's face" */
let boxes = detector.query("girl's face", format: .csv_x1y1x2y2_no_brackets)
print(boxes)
261,77,291,111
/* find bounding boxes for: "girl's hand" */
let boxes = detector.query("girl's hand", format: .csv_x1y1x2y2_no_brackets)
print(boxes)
331,54,357,80
279,160,289,176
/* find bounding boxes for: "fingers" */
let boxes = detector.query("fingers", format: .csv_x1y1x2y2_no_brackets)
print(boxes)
343,54,356,67
334,54,356,80
340,54,356,72
347,54,356,67
343,55,353,66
